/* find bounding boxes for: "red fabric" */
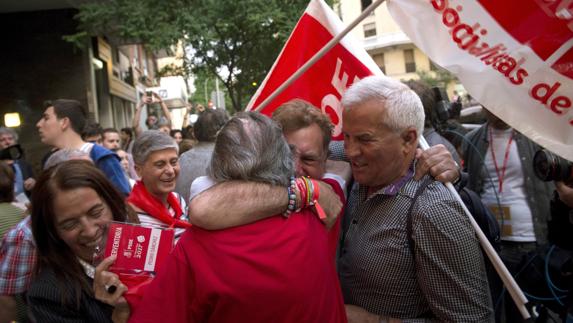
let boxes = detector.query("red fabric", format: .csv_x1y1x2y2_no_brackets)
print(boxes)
118,272,154,310
127,181,191,229
247,12,376,142
129,187,347,323
322,178,346,260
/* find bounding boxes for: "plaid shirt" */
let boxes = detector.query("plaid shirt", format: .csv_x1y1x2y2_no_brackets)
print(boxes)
338,172,494,322
0,216,37,295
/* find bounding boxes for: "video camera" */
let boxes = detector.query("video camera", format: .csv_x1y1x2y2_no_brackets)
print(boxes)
534,149,573,251
533,149,573,185
430,87,462,133
0,144,23,161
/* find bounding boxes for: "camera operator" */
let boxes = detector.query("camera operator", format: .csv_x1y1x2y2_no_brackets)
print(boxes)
555,182,573,209
532,149,573,321
405,80,461,164
533,149,573,249
0,127,35,200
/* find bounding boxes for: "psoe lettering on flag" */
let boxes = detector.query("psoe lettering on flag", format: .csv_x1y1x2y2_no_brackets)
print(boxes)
388,0,573,161
245,0,383,141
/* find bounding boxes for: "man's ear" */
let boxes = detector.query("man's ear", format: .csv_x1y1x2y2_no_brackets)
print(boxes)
59,117,70,131
401,127,418,152
134,164,143,178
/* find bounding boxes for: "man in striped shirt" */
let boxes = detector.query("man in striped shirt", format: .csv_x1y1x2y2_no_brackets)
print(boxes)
338,76,493,322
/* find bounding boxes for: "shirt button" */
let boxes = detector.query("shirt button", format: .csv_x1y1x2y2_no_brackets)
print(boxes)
352,219,358,224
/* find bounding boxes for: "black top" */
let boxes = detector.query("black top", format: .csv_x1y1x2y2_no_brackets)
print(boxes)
27,268,113,323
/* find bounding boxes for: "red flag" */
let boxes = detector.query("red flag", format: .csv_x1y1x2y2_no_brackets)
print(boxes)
388,0,573,161
246,0,383,140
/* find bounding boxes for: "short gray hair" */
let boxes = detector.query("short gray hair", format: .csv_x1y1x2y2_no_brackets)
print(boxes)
43,149,91,170
342,76,425,137
208,112,294,186
0,127,18,143
132,130,178,165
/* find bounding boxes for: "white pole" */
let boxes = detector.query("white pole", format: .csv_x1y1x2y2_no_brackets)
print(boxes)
419,136,530,319
215,77,220,108
204,79,208,105
254,0,387,112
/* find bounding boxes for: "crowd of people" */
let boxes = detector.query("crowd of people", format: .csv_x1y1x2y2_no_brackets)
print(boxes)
0,76,572,323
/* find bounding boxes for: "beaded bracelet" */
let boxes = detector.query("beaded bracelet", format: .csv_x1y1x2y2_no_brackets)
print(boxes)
291,177,327,221
282,177,298,218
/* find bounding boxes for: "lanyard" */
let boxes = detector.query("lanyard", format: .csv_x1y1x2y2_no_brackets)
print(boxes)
489,127,513,193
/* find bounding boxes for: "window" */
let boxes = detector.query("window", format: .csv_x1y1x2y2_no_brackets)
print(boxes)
112,47,120,64
361,0,375,15
429,59,439,71
404,49,416,73
363,23,376,38
373,53,385,74
361,0,373,11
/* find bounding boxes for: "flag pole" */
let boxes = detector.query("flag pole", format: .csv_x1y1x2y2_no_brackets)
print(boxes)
419,136,531,319
254,0,387,112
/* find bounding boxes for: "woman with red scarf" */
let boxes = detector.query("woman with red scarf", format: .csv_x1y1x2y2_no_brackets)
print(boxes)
128,131,191,239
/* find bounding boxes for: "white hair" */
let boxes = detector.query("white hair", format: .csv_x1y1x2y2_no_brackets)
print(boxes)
342,76,425,137
0,127,18,142
132,130,179,165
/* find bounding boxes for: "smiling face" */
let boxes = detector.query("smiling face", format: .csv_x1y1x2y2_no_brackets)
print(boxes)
135,148,179,200
284,123,327,179
342,100,417,193
53,187,113,262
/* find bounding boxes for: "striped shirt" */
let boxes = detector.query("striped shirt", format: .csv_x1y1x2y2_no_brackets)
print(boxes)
135,192,189,240
338,174,493,322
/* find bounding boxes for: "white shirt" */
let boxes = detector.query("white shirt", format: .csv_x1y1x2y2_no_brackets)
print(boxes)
481,127,535,242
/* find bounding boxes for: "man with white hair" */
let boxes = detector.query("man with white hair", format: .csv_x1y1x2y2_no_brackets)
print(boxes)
339,76,493,322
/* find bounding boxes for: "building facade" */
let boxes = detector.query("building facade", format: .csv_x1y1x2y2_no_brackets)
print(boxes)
0,3,158,171
336,0,459,92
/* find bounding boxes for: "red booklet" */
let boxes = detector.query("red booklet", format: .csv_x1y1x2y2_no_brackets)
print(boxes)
102,222,175,274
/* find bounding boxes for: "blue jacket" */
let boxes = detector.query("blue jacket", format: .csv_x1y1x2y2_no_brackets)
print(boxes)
90,145,131,196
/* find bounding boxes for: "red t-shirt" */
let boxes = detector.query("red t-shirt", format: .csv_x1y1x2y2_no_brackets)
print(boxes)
130,181,347,323
322,177,345,259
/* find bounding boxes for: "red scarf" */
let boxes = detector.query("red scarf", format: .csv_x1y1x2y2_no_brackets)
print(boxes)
127,181,192,229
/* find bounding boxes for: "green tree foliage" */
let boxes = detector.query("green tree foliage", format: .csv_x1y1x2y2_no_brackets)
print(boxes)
71,0,333,112
415,67,458,88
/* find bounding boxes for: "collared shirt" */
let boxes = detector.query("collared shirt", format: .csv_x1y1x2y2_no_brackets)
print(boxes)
12,162,24,196
338,173,493,322
0,216,37,295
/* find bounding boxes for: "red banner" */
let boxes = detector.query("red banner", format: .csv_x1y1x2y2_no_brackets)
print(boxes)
388,0,573,161
246,0,382,140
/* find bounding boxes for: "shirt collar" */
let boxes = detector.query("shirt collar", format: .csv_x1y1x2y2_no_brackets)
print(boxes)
78,258,95,279
361,161,416,198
